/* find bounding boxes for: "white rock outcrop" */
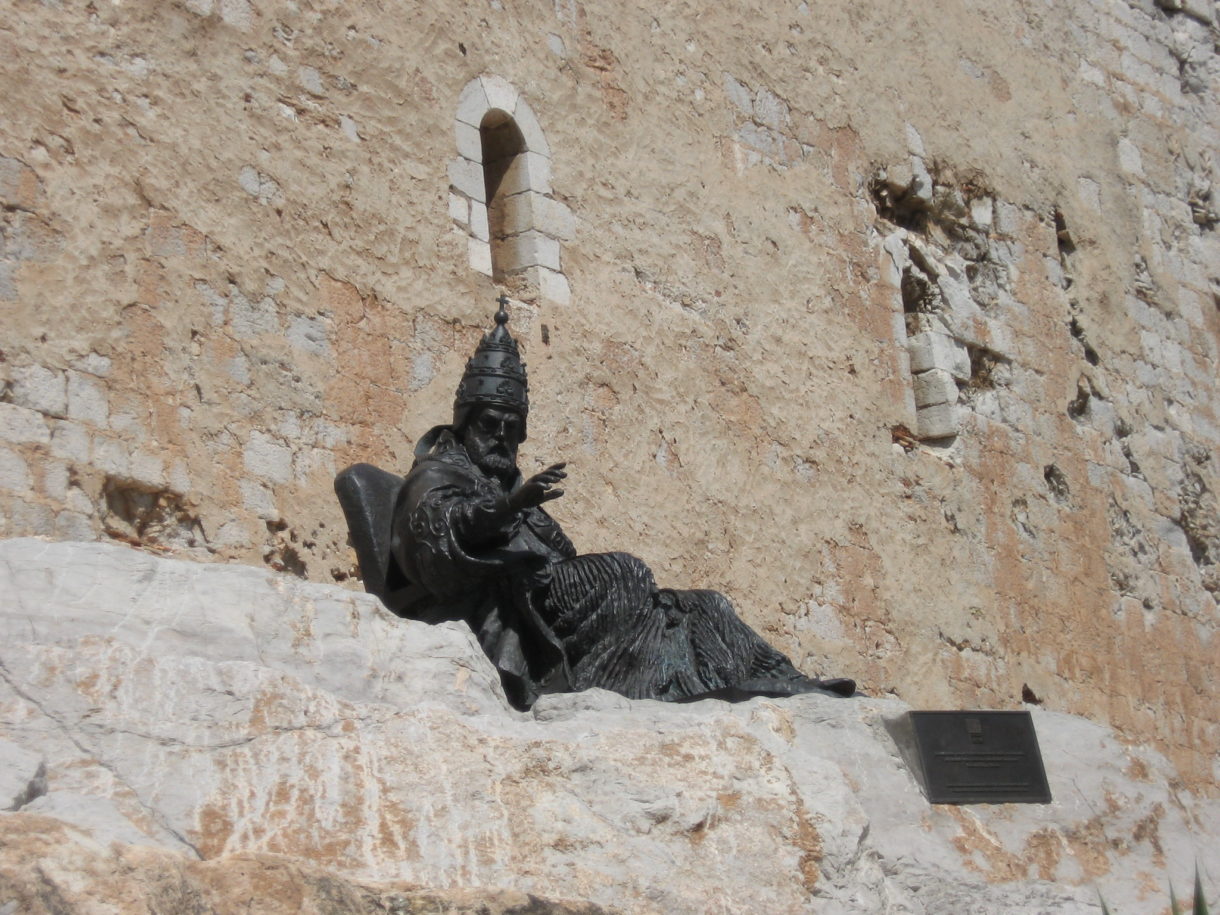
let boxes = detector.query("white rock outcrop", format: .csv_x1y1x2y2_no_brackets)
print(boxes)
0,538,1214,913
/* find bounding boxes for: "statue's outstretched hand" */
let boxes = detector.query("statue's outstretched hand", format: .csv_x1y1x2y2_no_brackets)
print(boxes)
508,463,566,512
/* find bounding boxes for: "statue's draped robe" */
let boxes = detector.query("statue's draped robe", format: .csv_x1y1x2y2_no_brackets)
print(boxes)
391,426,812,709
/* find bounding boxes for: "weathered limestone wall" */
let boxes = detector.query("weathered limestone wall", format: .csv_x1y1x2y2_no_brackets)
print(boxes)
1,0,1217,793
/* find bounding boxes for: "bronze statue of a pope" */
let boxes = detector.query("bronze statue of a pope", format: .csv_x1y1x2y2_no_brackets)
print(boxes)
337,300,855,709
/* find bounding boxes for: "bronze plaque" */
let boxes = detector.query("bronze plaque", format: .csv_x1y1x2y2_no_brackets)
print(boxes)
909,710,1051,804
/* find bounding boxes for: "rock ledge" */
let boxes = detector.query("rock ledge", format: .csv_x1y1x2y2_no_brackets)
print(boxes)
0,539,1214,913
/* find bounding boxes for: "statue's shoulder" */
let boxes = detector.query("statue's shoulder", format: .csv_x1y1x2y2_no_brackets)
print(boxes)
404,426,480,492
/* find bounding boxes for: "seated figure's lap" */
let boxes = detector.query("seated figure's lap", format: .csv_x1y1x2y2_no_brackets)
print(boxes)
540,552,805,701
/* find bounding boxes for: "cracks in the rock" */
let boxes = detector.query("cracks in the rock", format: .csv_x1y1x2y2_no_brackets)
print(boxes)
938,630,998,658
100,726,260,751
0,657,204,860
99,711,378,752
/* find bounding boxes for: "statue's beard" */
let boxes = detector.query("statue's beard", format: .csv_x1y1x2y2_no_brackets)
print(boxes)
467,441,517,483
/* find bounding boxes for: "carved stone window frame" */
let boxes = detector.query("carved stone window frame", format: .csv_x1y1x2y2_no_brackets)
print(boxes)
448,75,573,305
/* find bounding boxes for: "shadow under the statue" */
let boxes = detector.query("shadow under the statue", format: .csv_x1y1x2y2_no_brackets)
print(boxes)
335,461,855,709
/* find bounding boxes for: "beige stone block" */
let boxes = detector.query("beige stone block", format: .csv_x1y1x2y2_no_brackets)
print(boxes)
753,87,788,129
8,498,53,534
538,267,571,306
890,309,909,354
1117,137,1143,176
917,402,959,440
130,452,166,488
467,236,492,276
469,200,489,242
239,479,278,522
298,65,324,96
91,436,130,478
242,432,292,485
909,156,933,206
912,369,959,408
448,157,485,203
723,72,753,115
531,195,575,240
496,192,535,236
511,98,550,158
219,0,252,30
993,200,1023,236
0,446,31,492
499,230,560,272
169,459,191,494
453,120,482,161
479,74,518,117
448,192,469,226
454,78,489,128
881,231,909,287
908,332,970,381
11,363,66,417
55,509,95,540
109,412,145,438
212,519,250,548
498,151,551,196
66,484,92,516
0,403,50,445
66,371,109,427
969,197,993,228
42,460,69,501
49,421,90,462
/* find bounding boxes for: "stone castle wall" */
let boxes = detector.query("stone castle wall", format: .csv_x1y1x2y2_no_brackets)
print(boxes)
1,0,1217,791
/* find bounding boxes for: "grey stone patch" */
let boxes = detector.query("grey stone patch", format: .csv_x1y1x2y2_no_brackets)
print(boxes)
237,166,282,205
227,285,280,338
41,461,68,501
238,477,278,520
0,404,49,445
54,509,95,540
9,364,66,417
286,314,330,356
722,72,753,116
242,430,293,484
410,352,434,391
298,65,324,95
65,371,109,427
90,436,130,478
69,353,112,378
0,446,31,491
4,500,54,535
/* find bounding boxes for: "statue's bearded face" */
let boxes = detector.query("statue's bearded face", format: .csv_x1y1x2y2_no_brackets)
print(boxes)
462,405,524,482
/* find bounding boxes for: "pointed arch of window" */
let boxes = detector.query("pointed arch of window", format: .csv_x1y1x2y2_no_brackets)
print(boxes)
448,75,573,305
